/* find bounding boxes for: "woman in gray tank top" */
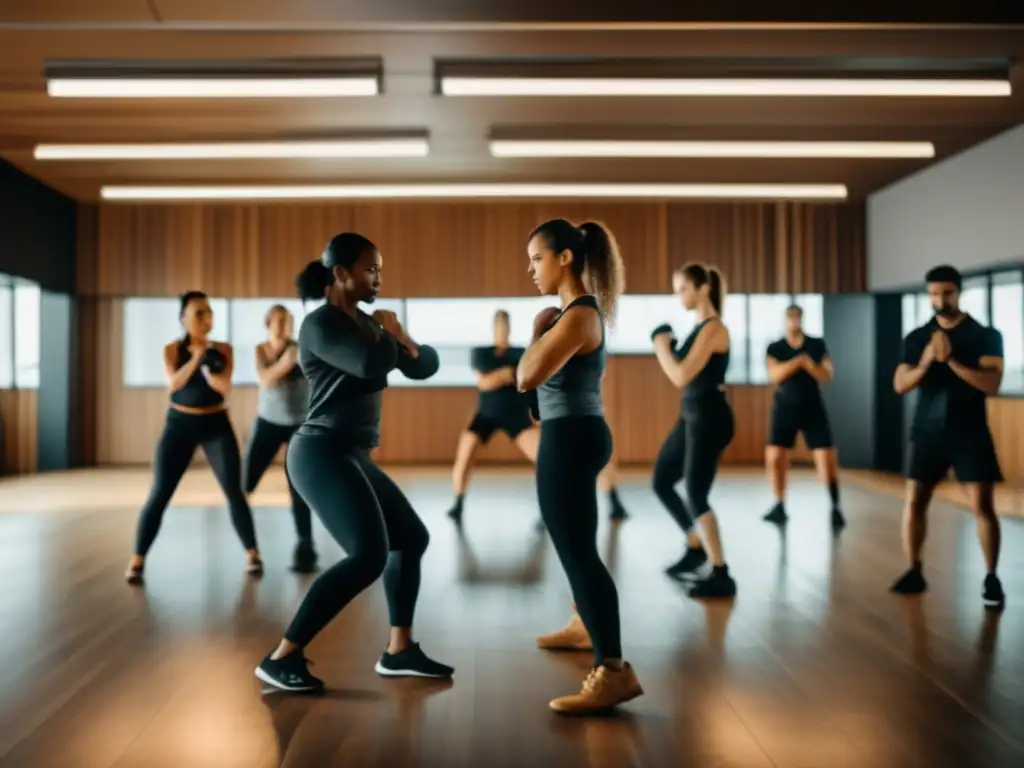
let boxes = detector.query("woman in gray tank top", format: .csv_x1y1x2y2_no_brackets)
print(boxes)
242,304,317,573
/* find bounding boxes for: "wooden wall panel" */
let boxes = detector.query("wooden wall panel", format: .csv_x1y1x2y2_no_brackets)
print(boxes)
81,201,865,298
0,389,38,475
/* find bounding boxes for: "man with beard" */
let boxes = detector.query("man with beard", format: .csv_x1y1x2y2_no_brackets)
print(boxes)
891,265,1005,609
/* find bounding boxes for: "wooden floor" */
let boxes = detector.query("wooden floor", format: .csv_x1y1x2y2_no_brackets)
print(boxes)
0,467,1021,768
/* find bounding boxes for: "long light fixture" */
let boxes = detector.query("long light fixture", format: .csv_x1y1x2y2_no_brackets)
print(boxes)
490,139,936,159
442,77,1011,98
47,77,379,98
34,138,429,160
100,183,848,202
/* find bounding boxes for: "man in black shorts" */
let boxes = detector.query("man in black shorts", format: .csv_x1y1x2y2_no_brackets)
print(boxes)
891,265,1005,609
763,304,845,531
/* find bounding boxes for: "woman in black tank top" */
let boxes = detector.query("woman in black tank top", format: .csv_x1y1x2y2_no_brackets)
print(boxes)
651,264,737,599
516,218,644,716
124,291,261,585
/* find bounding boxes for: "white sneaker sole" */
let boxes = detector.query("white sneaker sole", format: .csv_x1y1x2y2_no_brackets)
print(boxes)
254,666,320,692
373,662,452,679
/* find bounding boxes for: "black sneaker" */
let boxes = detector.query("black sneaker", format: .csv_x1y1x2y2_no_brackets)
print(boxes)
255,652,324,693
831,507,846,531
665,546,708,579
763,503,788,525
687,566,737,599
374,643,454,679
291,542,318,574
609,491,629,521
983,574,1005,610
890,568,927,595
447,501,463,523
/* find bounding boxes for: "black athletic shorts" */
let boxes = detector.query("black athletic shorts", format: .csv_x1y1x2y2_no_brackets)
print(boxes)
907,430,1003,486
468,410,533,442
768,397,834,450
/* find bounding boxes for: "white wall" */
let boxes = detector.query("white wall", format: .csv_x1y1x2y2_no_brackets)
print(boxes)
867,124,1024,290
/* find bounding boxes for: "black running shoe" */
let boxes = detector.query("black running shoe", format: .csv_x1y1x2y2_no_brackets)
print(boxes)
763,503,788,525
255,652,324,693
609,492,629,521
447,502,463,523
665,546,708,579
687,566,737,599
890,568,927,595
983,574,1005,610
831,507,847,531
374,643,454,679
291,542,318,574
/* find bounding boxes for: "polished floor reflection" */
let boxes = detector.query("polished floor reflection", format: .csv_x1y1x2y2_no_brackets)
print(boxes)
0,467,1021,767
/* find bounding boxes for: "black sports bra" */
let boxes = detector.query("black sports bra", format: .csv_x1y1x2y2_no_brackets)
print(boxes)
169,341,225,409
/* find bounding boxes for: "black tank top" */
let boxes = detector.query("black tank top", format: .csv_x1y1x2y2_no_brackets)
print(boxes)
536,295,606,421
169,341,225,409
677,317,729,406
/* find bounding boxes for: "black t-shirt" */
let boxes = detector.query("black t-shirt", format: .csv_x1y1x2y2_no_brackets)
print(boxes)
472,345,528,419
766,335,829,405
902,314,1003,440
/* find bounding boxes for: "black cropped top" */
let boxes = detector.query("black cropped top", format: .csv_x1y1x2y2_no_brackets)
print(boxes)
169,341,226,409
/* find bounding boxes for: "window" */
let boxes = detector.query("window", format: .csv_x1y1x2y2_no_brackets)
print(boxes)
607,295,694,354
960,275,990,325
0,277,12,388
901,294,919,339
992,271,1023,393
747,294,792,384
401,297,553,387
915,294,932,328
792,294,824,337
722,294,749,383
123,297,229,387
13,281,40,389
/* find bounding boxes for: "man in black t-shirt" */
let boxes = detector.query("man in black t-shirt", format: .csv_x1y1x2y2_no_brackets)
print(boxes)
891,265,1005,609
763,305,845,530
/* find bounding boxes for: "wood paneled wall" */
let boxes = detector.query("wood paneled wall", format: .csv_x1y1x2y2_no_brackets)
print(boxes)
0,390,38,475
75,199,867,467
78,201,867,297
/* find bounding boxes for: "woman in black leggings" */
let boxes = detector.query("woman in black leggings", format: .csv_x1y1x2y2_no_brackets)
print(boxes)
125,291,261,584
255,232,453,694
517,218,643,715
243,304,317,573
651,263,737,599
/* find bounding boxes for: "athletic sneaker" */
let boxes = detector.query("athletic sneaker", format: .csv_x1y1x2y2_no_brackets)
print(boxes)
763,503,788,525
291,542,318,574
255,652,324,693
665,546,708,579
608,490,629,521
831,507,847,531
890,568,927,595
687,565,737,599
447,497,464,523
983,574,1005,609
549,663,644,714
374,643,454,679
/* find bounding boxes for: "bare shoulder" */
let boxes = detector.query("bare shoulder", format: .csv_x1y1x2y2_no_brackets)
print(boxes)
562,303,603,342
162,340,179,357
214,341,233,356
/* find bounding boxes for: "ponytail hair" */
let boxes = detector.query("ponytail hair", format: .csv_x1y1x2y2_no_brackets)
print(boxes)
295,260,332,303
680,263,727,315
528,218,626,324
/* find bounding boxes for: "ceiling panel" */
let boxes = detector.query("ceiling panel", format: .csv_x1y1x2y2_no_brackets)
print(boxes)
0,22,1022,201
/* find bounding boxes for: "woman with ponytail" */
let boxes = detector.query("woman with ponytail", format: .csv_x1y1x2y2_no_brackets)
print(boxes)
255,232,453,695
125,291,261,585
516,218,643,715
649,263,737,599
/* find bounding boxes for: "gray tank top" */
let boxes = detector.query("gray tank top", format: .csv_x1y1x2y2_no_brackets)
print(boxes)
256,342,309,426
537,295,606,421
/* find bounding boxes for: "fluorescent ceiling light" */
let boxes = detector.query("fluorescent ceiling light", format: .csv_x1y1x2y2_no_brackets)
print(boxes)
490,140,936,159
34,139,429,160
100,183,848,202
47,77,379,98
442,77,1011,98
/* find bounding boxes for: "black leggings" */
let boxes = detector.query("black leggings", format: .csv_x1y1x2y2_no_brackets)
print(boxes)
652,418,694,532
134,409,257,557
537,416,620,665
656,399,735,521
244,417,312,545
283,436,430,647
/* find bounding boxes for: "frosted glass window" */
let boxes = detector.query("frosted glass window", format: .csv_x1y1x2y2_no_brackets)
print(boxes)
13,282,40,389
960,276,990,325
0,281,12,388
607,294,694,354
792,294,824,337
748,295,792,384
992,272,1023,393
901,294,919,339
722,294,749,383
123,297,228,387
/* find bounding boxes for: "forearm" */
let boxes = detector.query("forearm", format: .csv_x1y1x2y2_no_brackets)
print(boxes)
894,363,930,395
654,344,688,389
768,358,804,384
257,358,294,387
948,360,1002,396
167,358,202,391
478,367,515,391
203,370,232,395
805,362,833,383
